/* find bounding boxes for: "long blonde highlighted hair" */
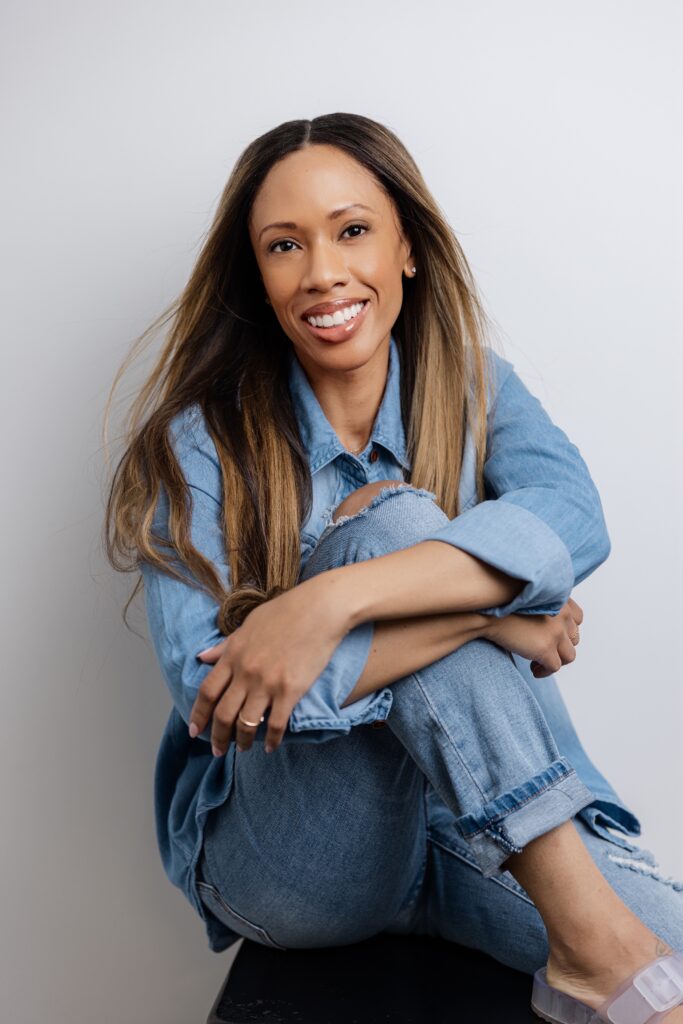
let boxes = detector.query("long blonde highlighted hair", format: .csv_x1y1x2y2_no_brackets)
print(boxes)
103,112,499,634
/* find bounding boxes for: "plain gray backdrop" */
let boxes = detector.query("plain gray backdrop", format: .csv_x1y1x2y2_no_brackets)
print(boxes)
2,1,680,1021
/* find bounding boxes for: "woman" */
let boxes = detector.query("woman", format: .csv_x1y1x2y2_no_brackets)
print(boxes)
104,113,683,1022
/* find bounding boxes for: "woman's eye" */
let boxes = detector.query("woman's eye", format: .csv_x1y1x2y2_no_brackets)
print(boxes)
341,222,369,239
268,223,369,254
269,239,297,254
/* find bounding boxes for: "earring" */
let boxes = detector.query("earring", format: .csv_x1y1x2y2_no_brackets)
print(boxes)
412,266,416,274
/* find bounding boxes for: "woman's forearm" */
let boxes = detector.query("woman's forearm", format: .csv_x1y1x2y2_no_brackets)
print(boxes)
340,608,492,708
308,540,526,629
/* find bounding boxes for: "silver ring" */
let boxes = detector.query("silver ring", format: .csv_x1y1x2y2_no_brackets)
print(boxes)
237,712,265,728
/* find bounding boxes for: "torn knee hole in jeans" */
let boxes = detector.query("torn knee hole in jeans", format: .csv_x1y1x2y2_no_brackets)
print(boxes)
321,483,439,532
606,850,683,891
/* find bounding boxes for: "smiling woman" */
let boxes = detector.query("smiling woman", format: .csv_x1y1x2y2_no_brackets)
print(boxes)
249,149,414,357
102,112,683,1020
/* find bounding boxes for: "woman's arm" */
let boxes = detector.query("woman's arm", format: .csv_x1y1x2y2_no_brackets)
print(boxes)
313,350,611,634
340,594,584,709
411,352,612,619
303,539,525,628
339,608,493,708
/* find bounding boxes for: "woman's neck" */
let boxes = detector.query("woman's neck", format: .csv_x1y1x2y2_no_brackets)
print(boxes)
296,338,390,454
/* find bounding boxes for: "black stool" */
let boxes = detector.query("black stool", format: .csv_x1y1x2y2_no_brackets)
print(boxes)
206,932,541,1023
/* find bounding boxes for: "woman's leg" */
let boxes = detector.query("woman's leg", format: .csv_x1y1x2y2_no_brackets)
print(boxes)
199,479,587,948
197,479,527,951
382,796,683,975
200,479,680,993
300,482,596,880
308,481,683,1015
197,722,430,949
205,479,591,950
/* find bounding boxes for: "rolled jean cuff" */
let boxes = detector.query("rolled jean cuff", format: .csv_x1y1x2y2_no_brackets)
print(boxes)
454,757,595,878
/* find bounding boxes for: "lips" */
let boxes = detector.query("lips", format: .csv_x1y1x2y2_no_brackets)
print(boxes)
301,298,369,319
300,293,371,343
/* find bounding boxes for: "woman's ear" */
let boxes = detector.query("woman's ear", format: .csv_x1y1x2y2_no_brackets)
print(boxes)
401,233,416,278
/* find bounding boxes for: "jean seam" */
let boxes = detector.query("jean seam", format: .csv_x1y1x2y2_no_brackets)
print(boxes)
395,831,429,921
195,880,288,950
407,776,431,912
410,669,488,805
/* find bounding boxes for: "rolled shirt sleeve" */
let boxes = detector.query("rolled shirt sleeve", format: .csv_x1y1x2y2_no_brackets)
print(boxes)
420,350,612,617
140,405,375,745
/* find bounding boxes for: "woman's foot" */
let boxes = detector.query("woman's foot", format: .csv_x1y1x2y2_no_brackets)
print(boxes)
545,919,683,1020
502,821,681,1018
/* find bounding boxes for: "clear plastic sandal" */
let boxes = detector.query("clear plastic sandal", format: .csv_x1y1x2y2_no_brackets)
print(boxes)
531,951,683,1023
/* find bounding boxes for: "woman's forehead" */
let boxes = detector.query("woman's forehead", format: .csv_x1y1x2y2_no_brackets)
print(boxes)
250,146,387,225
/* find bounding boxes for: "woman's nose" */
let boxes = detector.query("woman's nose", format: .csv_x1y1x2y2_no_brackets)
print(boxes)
300,241,350,292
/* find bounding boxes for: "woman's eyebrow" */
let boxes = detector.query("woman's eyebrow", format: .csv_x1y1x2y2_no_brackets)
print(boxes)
258,203,376,241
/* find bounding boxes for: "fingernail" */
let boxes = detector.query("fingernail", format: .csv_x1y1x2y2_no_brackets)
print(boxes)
236,743,245,753
189,722,199,739
264,743,273,754
212,745,222,757
197,648,212,659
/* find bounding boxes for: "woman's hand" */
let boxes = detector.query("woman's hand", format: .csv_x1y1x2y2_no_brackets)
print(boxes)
188,577,350,756
485,597,583,678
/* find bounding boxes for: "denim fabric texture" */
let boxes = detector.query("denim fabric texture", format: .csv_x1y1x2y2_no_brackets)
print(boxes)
140,333,644,952
194,486,683,964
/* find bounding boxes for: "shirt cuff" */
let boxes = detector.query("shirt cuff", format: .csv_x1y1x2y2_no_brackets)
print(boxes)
287,620,393,738
421,499,575,617
186,621,388,748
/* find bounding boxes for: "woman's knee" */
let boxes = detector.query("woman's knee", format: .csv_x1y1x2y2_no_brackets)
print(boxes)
299,481,450,583
327,480,450,550
331,479,405,522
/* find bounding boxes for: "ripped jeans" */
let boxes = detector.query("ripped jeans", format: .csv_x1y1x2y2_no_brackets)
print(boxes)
196,483,683,969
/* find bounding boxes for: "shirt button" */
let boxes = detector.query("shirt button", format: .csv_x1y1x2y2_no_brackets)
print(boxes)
370,449,379,463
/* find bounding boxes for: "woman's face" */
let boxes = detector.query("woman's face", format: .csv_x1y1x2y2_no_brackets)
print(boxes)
248,144,413,376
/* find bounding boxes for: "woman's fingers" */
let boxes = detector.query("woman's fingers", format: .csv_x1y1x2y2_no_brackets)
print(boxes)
233,698,271,753
558,634,577,666
210,683,262,756
189,658,234,738
212,692,292,756
263,698,292,753
196,636,229,663
567,597,584,625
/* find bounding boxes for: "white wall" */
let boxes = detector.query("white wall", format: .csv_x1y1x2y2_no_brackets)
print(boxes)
2,1,680,1021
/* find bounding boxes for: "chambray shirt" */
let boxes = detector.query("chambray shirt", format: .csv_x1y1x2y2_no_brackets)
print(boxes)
141,332,642,952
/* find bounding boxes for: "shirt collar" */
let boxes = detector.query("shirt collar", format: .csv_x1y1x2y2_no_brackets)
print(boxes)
287,332,410,475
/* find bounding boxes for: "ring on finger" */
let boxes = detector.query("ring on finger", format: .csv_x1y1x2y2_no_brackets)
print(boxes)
237,712,266,728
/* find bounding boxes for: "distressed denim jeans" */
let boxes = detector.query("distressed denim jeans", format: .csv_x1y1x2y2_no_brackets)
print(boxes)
196,484,683,969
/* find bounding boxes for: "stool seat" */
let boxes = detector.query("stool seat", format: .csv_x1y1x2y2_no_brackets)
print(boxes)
206,932,540,1023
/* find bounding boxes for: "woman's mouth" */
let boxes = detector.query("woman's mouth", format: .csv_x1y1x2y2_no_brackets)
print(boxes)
300,299,370,344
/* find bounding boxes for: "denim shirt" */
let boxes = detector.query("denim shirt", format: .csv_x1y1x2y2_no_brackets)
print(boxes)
141,332,642,952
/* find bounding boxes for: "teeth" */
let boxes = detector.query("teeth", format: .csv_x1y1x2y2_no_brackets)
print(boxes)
306,301,365,328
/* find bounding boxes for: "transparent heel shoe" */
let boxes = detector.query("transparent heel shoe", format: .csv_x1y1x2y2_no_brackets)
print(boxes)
531,951,683,1023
